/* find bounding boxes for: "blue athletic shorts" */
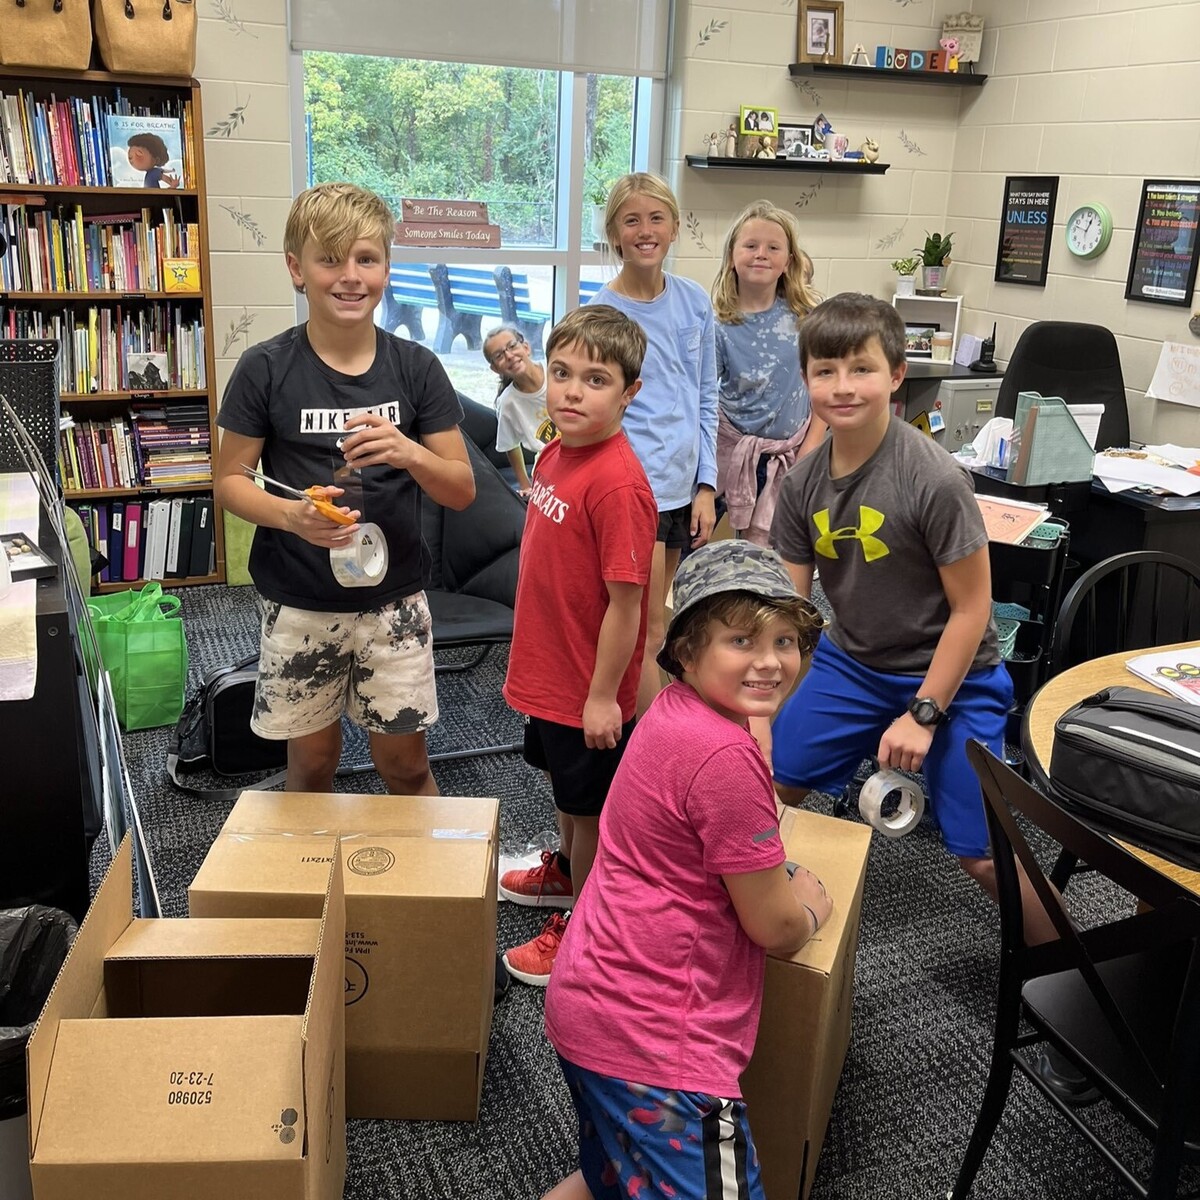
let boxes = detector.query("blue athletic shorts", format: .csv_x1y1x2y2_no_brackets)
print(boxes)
772,634,1013,858
557,1055,765,1200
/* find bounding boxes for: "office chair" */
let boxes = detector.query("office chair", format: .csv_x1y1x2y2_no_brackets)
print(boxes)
422,435,526,762
951,741,1200,1200
995,322,1130,451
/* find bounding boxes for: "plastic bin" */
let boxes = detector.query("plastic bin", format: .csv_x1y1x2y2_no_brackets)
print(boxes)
0,906,78,1200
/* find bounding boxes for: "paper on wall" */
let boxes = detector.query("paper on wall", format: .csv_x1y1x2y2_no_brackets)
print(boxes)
1146,341,1200,409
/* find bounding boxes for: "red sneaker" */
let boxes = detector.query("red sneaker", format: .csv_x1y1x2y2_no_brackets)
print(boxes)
502,913,569,986
499,849,573,908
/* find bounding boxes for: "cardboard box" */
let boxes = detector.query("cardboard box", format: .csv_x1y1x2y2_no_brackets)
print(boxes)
26,836,345,1200
742,808,872,1200
188,791,500,1121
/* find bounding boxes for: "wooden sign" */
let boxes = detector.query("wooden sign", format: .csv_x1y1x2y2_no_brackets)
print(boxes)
1125,180,1200,307
994,175,1058,287
400,198,489,224
874,46,951,71
394,222,502,248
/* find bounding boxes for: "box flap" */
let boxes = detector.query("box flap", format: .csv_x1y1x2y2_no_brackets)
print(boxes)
106,917,322,961
26,835,135,1158
34,1016,306,1165
777,808,872,976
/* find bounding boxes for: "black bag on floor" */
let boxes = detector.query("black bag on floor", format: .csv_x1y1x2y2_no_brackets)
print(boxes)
1049,686,1200,869
166,654,287,799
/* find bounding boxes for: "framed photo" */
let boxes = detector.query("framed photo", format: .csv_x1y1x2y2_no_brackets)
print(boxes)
778,124,813,158
1125,178,1200,307
994,175,1058,287
904,322,938,359
797,0,844,64
739,106,778,136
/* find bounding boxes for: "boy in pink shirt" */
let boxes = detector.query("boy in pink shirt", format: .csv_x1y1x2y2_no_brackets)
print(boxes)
542,540,829,1200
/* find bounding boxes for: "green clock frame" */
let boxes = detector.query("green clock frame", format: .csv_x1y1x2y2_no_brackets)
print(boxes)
1065,202,1113,259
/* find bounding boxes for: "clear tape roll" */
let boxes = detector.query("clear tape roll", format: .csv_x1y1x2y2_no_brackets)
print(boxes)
858,768,925,839
330,522,388,588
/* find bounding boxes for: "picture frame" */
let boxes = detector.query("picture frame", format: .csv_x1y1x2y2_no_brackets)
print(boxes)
739,106,778,137
994,175,1058,287
797,0,844,64
778,124,813,158
904,322,938,359
1125,178,1200,307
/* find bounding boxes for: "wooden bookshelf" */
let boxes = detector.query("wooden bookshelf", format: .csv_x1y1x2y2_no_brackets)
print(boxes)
0,66,223,586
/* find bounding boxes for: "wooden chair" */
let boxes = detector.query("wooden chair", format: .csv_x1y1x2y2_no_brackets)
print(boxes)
951,741,1200,1200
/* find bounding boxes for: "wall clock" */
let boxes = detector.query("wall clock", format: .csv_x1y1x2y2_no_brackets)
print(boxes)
1065,202,1113,259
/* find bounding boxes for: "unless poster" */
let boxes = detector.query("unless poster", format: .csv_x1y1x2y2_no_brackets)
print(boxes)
1125,179,1200,306
994,176,1058,286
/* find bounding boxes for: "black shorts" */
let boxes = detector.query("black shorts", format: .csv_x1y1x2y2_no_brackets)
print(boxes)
656,502,692,550
524,714,636,817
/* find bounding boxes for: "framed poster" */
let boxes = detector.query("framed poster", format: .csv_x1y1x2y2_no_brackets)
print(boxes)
994,175,1058,286
1125,179,1200,306
797,1,844,64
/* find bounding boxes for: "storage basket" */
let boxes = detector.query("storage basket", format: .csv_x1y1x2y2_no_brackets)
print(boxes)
93,0,196,77
0,0,92,73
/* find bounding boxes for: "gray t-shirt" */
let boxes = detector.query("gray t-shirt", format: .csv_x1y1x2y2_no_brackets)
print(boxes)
771,417,1000,673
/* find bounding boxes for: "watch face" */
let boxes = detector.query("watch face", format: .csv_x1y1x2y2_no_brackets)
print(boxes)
1066,204,1111,259
909,698,943,726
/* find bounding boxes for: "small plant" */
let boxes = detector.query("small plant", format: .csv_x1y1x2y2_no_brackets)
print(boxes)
585,167,613,207
890,256,920,276
916,231,953,267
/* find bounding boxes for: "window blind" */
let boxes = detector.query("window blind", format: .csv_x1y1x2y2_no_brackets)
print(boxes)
288,0,671,79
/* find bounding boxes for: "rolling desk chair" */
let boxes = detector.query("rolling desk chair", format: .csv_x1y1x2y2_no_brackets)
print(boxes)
995,322,1130,451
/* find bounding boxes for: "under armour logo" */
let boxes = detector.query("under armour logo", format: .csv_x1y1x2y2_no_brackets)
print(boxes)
813,506,889,562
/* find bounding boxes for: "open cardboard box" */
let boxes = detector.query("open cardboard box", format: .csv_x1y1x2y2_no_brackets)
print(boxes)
742,807,872,1200
26,836,345,1200
188,790,499,1121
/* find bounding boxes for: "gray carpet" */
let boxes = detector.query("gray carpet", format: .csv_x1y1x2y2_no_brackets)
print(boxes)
90,583,1192,1200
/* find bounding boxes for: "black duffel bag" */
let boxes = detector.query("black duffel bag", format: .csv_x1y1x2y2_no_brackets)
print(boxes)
1050,686,1200,869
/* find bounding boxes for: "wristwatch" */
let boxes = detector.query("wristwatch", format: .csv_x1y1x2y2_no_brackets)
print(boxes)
907,696,948,727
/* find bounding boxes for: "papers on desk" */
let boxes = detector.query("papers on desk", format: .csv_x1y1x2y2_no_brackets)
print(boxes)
1145,443,1200,469
1127,649,1200,707
1147,341,1200,409
1093,453,1200,496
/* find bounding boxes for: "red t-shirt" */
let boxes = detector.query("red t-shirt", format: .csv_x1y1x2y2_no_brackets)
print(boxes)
503,432,656,726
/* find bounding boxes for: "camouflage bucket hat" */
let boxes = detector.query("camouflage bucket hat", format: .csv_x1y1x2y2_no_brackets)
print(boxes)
657,540,817,677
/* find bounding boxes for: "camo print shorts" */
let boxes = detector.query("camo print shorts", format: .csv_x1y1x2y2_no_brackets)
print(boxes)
251,592,438,739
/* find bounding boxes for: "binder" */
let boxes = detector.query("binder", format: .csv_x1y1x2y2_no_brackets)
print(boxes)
145,498,171,580
107,500,125,582
187,497,214,580
96,504,110,582
142,500,159,580
172,498,196,579
164,497,184,576
122,500,142,582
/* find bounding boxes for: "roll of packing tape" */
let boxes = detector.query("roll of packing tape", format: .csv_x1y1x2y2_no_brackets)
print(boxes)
858,769,925,839
330,522,388,588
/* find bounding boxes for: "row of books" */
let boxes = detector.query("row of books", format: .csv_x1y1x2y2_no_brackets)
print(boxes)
0,89,194,189
0,203,200,294
72,496,215,584
59,405,212,492
2,303,207,394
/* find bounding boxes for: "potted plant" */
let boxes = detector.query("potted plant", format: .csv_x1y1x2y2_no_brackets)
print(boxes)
916,231,953,293
586,171,611,245
891,256,920,297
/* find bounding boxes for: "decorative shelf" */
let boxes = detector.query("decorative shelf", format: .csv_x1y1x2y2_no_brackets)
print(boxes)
788,63,986,87
685,154,889,175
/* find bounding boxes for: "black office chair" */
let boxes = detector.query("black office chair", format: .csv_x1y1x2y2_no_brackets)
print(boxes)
422,436,526,762
951,741,1200,1200
995,322,1130,451
1049,550,1200,676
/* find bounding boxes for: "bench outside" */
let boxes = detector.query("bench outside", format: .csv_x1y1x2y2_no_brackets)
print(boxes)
380,264,438,341
492,267,550,356
578,279,604,306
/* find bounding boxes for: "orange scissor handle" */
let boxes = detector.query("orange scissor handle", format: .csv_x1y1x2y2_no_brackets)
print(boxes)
303,486,357,526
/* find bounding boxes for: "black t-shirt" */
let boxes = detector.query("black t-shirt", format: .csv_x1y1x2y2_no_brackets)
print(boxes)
217,324,462,611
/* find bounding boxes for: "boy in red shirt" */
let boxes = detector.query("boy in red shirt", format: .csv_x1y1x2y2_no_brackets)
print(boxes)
501,305,658,984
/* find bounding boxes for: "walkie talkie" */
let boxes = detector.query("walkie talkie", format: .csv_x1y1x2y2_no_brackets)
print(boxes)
969,323,997,373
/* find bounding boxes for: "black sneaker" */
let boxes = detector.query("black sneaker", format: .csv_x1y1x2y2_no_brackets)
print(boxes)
1034,1047,1101,1107
494,952,510,1004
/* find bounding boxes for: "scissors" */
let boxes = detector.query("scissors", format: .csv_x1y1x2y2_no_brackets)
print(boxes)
242,466,357,526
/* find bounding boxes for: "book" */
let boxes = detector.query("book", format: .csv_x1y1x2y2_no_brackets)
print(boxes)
1126,649,1200,707
106,113,183,190
125,350,169,391
162,256,200,292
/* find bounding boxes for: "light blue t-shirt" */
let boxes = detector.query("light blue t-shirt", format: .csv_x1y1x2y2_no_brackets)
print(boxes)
590,274,718,512
715,297,810,440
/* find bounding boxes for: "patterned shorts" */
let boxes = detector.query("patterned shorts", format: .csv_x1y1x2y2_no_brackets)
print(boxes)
251,592,438,740
557,1055,765,1200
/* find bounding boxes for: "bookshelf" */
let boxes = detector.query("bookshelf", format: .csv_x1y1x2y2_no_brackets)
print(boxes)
0,65,223,591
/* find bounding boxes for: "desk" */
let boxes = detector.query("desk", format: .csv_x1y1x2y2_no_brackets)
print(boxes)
1022,640,1200,895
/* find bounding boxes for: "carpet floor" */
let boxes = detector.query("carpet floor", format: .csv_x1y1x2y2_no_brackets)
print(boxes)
89,583,1193,1200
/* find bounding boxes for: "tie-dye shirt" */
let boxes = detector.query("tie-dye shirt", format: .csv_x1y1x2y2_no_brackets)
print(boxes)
715,296,810,440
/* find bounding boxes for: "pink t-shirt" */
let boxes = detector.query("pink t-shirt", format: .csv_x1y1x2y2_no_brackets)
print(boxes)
544,681,786,1097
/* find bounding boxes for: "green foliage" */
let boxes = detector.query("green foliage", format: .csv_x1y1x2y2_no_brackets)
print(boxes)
890,256,919,275
303,53,634,247
915,231,953,266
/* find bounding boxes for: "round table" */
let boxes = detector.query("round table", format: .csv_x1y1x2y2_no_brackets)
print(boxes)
1022,639,1200,894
